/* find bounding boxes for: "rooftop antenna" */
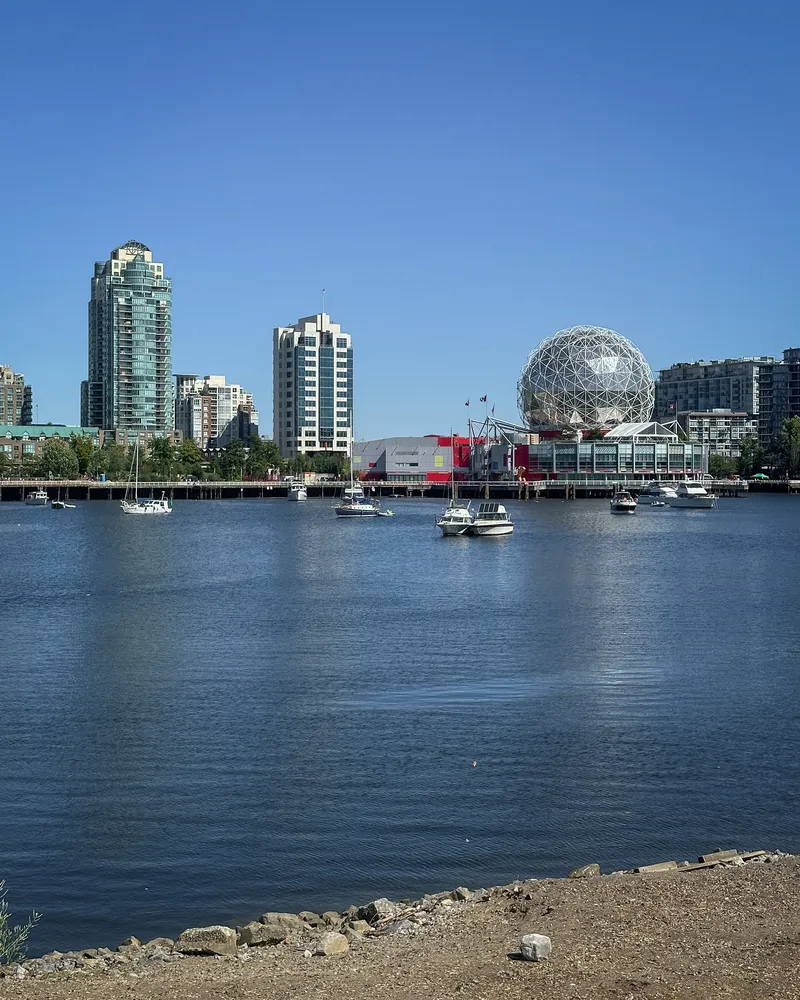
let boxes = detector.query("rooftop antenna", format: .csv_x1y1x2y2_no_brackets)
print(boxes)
321,287,326,318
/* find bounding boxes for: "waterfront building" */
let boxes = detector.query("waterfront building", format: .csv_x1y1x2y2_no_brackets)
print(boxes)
758,348,800,444
677,410,757,457
273,313,353,459
80,240,173,434
0,425,102,465
175,374,259,449
355,423,706,483
353,436,471,482
654,356,772,430
0,366,33,425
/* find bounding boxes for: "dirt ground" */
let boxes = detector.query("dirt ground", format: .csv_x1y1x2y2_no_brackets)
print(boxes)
2,857,798,1000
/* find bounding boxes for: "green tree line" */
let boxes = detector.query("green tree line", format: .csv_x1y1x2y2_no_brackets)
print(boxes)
0,434,350,482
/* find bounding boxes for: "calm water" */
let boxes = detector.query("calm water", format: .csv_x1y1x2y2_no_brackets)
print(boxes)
1,494,799,954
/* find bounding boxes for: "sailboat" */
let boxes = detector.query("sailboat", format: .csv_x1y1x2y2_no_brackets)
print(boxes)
436,431,472,535
121,439,172,515
334,418,382,517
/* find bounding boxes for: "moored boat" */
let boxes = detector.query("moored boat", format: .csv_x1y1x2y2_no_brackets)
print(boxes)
24,489,49,506
469,501,513,536
436,501,473,536
668,480,717,509
287,480,308,502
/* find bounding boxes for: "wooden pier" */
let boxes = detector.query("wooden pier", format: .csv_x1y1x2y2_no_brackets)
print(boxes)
0,477,758,503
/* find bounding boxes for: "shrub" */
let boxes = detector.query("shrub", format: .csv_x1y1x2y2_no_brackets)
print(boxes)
0,881,40,966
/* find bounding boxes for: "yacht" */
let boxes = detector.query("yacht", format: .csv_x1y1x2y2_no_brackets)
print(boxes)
668,480,717,509
641,481,679,500
287,480,307,502
436,501,473,536
610,490,637,514
24,488,49,506
469,501,513,536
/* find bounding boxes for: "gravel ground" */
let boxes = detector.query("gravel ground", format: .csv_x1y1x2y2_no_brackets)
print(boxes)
2,857,798,1000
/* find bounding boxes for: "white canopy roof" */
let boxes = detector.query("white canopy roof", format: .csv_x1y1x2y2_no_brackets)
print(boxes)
604,421,679,441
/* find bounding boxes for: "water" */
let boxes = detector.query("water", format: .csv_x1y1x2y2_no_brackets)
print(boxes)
1,494,798,954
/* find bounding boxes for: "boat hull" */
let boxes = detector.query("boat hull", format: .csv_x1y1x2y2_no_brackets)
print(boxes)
668,497,716,509
288,489,307,502
438,520,470,536
470,522,514,536
335,505,379,517
25,496,49,506
610,505,637,514
121,501,172,515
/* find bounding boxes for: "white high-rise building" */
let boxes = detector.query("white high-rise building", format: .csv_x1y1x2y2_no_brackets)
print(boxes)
273,313,353,459
175,374,259,449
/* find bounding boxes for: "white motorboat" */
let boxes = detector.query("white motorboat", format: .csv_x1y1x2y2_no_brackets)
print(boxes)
24,489,49,506
649,500,668,508
469,501,513,536
121,440,172,515
641,481,679,500
610,490,637,514
52,499,77,510
437,501,473,536
668,480,717,509
287,480,308,502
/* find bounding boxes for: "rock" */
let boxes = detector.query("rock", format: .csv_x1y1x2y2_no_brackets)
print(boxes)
260,912,307,930
634,861,678,874
568,863,601,879
303,949,313,959
520,933,552,962
322,910,342,926
348,919,371,935
699,849,739,863
384,919,415,936
175,925,238,957
451,886,473,901
358,897,399,923
314,931,349,956
344,905,360,920
236,921,288,947
344,927,363,944
148,947,174,962
15,965,26,980
143,937,174,951
299,910,325,928
120,936,142,948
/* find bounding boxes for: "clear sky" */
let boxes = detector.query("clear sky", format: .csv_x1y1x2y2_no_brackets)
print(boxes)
1,0,798,437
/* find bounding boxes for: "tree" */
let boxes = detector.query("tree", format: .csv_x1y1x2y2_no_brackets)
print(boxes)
0,451,9,476
101,440,128,480
778,416,800,478
709,453,737,478
38,438,79,479
177,439,204,479
148,437,175,480
87,447,109,478
737,436,765,478
288,453,314,476
312,452,347,477
221,438,247,480
246,435,282,478
69,434,95,475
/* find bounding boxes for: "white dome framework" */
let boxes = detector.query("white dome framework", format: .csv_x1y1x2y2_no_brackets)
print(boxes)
517,325,655,429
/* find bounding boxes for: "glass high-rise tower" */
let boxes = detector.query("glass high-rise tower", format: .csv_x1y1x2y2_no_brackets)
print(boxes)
81,240,173,432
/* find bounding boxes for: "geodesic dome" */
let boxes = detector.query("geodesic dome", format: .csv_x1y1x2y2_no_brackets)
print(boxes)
517,326,654,429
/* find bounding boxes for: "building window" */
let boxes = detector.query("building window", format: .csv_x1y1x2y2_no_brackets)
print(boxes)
336,338,347,348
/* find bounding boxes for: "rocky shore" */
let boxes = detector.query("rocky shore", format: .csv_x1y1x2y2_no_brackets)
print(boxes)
2,848,798,999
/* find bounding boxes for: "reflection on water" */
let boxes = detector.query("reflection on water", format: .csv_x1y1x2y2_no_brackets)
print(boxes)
1,495,799,954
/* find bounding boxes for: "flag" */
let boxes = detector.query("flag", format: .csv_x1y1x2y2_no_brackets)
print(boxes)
491,404,495,415
480,395,487,403
465,399,470,407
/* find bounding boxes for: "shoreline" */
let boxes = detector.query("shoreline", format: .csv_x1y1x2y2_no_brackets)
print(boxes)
3,847,798,999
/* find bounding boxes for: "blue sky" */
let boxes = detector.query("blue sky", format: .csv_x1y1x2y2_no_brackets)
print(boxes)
1,0,798,437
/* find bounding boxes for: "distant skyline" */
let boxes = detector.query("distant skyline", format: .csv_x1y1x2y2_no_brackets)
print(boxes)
1,0,798,437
